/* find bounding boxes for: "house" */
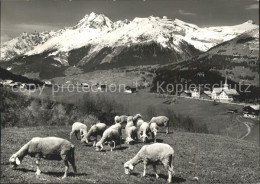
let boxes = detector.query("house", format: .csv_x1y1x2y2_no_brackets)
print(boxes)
243,105,260,119
3,80,13,86
200,91,212,100
44,80,52,86
191,88,200,98
124,86,137,93
211,76,239,102
179,90,191,97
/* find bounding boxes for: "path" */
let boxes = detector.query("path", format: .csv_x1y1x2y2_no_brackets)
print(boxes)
236,115,251,139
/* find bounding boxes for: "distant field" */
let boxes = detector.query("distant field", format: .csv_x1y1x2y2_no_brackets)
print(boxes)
1,126,259,184
21,87,259,142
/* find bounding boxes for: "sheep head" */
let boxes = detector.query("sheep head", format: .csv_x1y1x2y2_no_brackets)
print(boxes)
95,142,103,152
9,154,21,169
114,116,120,124
124,161,134,174
140,134,149,143
81,136,88,144
125,137,134,145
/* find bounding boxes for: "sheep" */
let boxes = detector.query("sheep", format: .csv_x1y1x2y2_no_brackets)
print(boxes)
9,137,77,179
149,122,159,143
149,116,170,134
83,122,107,146
124,143,175,183
139,122,151,143
133,114,145,129
95,126,121,152
125,126,138,145
114,115,128,124
125,116,138,144
125,116,134,129
70,122,88,140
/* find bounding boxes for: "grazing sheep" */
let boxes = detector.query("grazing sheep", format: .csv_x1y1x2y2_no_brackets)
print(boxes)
150,122,159,143
125,126,138,145
70,122,88,140
96,126,121,151
114,115,128,124
149,116,170,134
125,116,138,144
125,116,134,129
133,114,145,129
9,137,77,179
83,122,107,146
124,143,174,183
139,122,151,143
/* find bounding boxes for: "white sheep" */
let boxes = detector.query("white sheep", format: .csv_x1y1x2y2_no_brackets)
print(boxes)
114,115,128,124
149,122,159,143
124,143,175,183
125,126,138,145
133,114,145,129
83,122,107,146
96,125,121,151
125,116,135,129
70,122,88,140
125,116,138,144
139,122,151,143
9,137,77,179
149,116,170,134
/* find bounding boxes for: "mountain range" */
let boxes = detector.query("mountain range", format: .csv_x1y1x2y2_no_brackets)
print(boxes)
0,12,259,81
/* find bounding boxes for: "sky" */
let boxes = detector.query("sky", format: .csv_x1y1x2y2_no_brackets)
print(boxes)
1,0,259,44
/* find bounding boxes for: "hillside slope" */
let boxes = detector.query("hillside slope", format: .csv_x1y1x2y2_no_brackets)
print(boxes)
1,127,258,184
158,29,259,86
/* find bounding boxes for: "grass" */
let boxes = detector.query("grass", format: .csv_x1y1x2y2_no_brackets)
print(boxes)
23,87,256,140
1,126,259,184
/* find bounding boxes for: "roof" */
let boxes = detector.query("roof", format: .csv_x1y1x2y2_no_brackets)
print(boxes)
203,91,212,96
250,105,260,110
212,87,239,95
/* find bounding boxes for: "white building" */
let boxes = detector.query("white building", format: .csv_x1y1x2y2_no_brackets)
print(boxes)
211,76,239,102
191,88,200,98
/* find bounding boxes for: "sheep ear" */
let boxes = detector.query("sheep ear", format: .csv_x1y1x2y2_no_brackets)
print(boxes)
15,158,21,165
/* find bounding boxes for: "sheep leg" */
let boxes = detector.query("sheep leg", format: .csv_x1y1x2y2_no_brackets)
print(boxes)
142,162,147,177
166,126,169,134
62,160,69,179
93,139,96,147
167,170,172,183
35,158,41,176
68,150,77,174
163,159,173,183
109,142,113,152
152,165,159,179
70,131,74,140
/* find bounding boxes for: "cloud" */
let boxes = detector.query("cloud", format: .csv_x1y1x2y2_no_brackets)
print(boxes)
246,3,259,10
12,23,59,31
178,9,197,16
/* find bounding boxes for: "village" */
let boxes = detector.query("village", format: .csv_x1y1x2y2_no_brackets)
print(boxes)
1,75,259,120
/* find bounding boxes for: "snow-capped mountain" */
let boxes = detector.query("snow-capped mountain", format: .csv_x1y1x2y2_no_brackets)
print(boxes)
170,28,259,86
0,12,258,79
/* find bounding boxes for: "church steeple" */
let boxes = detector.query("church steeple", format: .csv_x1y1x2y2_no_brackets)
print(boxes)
223,73,228,90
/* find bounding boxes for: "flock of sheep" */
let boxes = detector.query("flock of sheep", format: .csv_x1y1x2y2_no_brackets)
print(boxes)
9,114,175,183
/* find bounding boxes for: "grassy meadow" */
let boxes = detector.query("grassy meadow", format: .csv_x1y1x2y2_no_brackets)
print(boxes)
21,86,259,142
1,126,259,184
